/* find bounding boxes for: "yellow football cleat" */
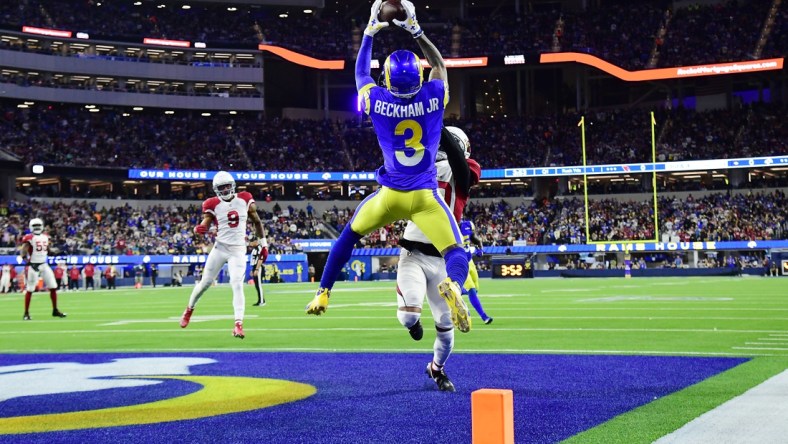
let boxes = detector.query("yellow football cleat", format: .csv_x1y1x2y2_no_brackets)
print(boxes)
306,288,331,315
438,278,471,333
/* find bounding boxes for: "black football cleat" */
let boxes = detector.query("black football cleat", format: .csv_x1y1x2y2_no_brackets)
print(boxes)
23,313,31,321
408,320,424,341
426,362,456,392
484,317,493,325
52,310,67,318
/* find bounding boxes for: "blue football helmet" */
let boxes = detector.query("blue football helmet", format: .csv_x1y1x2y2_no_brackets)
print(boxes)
383,50,423,98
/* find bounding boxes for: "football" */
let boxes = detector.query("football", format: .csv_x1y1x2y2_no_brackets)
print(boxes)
378,0,407,24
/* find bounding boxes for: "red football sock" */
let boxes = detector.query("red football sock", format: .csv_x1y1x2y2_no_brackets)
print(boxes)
24,291,32,312
49,289,58,310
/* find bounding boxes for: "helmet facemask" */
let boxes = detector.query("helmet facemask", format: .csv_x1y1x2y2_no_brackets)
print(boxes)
214,182,236,201
212,171,237,201
29,218,44,235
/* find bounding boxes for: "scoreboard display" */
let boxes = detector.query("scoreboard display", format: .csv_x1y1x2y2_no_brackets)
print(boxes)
491,256,533,279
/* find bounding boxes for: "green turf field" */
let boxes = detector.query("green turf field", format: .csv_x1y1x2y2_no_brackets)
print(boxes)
2,276,786,442
2,276,786,357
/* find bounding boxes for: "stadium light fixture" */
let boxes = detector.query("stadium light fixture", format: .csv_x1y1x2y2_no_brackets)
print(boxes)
279,13,288,18
32,165,44,174
304,9,312,13
89,108,100,113
229,111,237,115
17,104,28,108
182,5,191,9
133,1,141,5
227,7,237,11
165,110,175,114
201,112,211,116
133,107,143,111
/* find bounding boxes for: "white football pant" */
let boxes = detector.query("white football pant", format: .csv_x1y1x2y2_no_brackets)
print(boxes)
0,275,11,293
26,263,57,292
187,243,247,321
396,249,455,367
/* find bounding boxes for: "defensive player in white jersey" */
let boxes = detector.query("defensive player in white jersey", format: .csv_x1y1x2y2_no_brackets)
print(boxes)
396,126,481,391
20,218,67,320
179,171,266,339
0,263,13,293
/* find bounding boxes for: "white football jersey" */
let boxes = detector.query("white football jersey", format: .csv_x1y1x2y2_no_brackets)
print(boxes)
403,159,457,244
202,191,254,246
23,233,50,263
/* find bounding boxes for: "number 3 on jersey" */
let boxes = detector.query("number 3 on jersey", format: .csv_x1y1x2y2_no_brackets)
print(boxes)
394,119,424,167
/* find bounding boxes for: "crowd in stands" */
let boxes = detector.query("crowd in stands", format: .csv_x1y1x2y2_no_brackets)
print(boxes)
320,189,788,249
1,189,785,264
0,0,781,69
658,0,772,67
562,1,666,70
464,190,787,247
0,199,331,256
3,101,785,171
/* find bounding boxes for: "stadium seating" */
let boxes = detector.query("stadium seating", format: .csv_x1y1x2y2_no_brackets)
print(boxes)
0,199,331,255
2,102,785,171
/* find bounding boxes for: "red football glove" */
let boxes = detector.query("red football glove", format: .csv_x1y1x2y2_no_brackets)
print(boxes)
194,225,208,235
259,246,269,263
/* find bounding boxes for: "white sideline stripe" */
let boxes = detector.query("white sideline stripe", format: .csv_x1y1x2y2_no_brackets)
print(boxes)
654,370,788,444
756,338,788,341
746,343,788,346
542,289,591,292
100,315,260,326
0,347,780,356
733,347,788,351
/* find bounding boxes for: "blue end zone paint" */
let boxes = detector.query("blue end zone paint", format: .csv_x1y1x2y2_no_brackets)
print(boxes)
0,353,748,444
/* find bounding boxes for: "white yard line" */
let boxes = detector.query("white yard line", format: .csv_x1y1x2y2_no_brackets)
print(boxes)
733,346,788,351
655,370,788,444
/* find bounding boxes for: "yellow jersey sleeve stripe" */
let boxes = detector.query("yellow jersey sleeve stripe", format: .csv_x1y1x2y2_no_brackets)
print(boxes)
443,81,450,107
358,83,375,97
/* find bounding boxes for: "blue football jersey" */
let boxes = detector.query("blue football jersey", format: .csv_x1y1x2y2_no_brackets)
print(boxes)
362,79,448,190
460,220,474,245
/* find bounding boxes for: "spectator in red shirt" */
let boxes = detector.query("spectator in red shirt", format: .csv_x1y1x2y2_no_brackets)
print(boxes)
84,264,95,290
69,265,80,291
53,265,65,290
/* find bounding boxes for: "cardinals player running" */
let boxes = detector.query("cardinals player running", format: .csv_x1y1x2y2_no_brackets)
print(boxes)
396,126,481,391
20,218,67,320
180,172,266,339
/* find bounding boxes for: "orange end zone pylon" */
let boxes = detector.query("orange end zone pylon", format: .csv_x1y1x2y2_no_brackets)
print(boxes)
471,389,514,444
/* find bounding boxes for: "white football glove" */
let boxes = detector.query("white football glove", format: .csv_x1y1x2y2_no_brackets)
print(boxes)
364,0,389,37
393,0,423,38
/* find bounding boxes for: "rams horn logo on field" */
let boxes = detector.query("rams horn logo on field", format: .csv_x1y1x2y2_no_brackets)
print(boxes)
0,357,316,434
